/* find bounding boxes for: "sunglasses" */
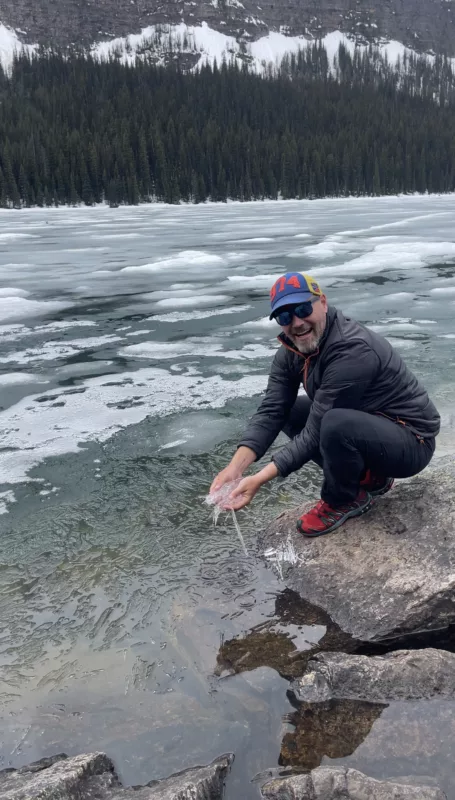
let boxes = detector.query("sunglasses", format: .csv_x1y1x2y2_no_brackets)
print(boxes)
273,299,318,327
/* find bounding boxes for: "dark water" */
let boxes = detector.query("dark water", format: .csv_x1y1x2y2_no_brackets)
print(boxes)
1,197,455,797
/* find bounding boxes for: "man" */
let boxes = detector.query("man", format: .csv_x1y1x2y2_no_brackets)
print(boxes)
210,272,440,536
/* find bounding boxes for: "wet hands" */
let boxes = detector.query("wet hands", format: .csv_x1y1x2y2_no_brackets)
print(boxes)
224,476,261,510
210,465,242,495
209,460,279,511
209,475,260,511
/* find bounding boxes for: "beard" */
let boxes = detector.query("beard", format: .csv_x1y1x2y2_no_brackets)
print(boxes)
289,318,326,354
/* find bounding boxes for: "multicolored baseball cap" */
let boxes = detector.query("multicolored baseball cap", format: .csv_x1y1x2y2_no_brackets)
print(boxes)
269,272,322,319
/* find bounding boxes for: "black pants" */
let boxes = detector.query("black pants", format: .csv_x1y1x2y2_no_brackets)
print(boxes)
282,396,436,506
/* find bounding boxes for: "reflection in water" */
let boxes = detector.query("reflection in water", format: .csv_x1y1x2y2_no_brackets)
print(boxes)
280,699,386,770
325,699,455,798
216,589,358,680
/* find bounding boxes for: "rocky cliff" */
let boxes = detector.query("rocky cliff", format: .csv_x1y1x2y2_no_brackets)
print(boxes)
1,0,455,56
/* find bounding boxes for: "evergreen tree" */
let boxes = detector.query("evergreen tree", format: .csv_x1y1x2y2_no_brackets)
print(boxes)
2,45,455,207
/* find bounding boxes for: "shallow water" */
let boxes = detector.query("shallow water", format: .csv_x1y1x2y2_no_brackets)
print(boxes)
1,197,455,797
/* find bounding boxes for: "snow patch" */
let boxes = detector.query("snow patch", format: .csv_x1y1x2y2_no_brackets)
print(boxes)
312,241,455,279
430,286,455,296
0,24,37,69
89,23,429,74
122,339,276,360
151,304,251,322
239,316,276,329
0,288,30,298
153,294,232,308
0,489,16,515
0,335,122,365
0,372,44,385
0,297,72,324
121,250,226,274
0,368,267,485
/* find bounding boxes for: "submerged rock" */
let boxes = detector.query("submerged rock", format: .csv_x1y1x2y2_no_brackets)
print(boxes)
290,649,455,703
261,456,455,643
279,698,386,770
0,751,233,799
261,766,447,799
280,650,455,794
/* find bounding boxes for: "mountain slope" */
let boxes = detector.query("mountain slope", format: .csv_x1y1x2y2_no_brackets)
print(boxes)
1,0,455,57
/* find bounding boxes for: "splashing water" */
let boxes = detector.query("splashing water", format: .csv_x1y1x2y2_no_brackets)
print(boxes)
205,481,249,557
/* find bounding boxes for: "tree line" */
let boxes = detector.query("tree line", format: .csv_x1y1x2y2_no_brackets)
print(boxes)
1,42,455,207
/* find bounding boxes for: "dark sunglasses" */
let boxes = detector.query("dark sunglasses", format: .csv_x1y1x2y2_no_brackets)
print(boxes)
273,299,318,327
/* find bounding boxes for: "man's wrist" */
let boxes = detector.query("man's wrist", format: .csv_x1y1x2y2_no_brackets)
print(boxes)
231,446,257,472
255,462,279,486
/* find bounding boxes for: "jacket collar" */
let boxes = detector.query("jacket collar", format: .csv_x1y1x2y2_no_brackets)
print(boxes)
277,305,337,357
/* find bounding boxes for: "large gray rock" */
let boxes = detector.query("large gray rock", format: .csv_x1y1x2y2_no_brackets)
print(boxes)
138,755,233,799
0,752,233,799
261,767,447,799
290,649,455,703
261,457,455,644
0,753,118,799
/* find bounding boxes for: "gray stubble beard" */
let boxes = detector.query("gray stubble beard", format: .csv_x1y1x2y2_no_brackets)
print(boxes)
290,320,325,355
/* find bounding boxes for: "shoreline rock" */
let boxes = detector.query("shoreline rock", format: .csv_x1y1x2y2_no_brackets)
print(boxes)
0,752,233,799
261,456,455,644
290,648,455,703
261,766,447,799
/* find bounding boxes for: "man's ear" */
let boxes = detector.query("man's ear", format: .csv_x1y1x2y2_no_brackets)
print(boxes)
320,294,328,311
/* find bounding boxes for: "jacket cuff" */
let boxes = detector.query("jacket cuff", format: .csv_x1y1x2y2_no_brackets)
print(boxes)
272,453,291,478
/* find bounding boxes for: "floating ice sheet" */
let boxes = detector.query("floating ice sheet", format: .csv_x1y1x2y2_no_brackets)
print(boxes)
0,297,72,324
153,294,232,309
151,305,251,322
121,250,226,274
121,340,276,360
0,368,267,485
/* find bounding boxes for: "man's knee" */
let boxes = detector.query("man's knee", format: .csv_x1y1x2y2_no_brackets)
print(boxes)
320,408,358,447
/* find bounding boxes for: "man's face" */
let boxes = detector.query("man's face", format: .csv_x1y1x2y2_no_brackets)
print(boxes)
281,295,328,354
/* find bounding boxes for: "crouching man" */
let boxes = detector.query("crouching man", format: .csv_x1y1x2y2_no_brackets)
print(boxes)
210,272,440,537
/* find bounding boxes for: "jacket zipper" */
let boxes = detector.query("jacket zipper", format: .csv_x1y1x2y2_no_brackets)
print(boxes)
277,336,320,392
303,350,319,392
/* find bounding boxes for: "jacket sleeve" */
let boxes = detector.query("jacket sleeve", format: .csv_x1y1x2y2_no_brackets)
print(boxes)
272,340,381,478
237,346,301,461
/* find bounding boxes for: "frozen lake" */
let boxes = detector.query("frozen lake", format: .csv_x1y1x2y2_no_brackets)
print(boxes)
1,196,455,797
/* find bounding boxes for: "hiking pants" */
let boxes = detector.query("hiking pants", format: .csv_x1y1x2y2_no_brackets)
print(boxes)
282,396,436,506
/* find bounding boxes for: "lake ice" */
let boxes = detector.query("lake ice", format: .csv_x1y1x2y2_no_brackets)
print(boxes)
1,195,455,796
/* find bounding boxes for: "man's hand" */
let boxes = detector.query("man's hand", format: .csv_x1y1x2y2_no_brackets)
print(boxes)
210,446,257,494
224,476,261,510
224,461,280,510
210,465,243,495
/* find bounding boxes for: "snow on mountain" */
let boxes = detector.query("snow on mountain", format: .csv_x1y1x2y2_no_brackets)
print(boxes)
91,23,416,72
0,18,446,74
0,24,36,70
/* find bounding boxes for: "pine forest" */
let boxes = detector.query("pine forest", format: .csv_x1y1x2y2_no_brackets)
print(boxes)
2,43,455,207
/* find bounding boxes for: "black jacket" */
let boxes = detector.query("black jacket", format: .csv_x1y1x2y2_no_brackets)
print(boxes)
238,306,440,478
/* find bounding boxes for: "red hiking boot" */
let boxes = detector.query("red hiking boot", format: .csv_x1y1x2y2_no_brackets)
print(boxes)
360,469,394,497
297,489,373,538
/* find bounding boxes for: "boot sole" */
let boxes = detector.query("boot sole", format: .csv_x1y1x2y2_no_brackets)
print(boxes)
297,496,373,538
369,478,395,498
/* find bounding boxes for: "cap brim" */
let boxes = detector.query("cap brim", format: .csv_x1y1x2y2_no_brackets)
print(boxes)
269,292,314,319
